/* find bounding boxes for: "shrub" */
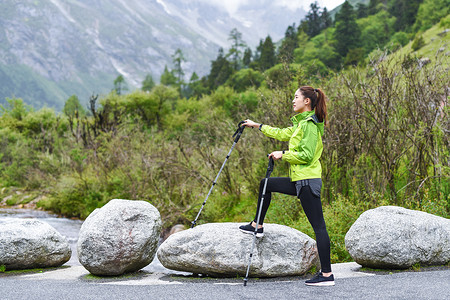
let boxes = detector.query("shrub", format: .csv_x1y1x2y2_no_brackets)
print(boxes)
411,34,425,51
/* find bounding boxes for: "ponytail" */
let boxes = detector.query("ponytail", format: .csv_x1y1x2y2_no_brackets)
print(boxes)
299,86,328,125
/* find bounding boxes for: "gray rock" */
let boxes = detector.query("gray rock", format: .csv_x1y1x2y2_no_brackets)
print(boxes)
345,206,450,269
417,57,431,69
0,218,71,270
77,199,161,276
157,223,319,277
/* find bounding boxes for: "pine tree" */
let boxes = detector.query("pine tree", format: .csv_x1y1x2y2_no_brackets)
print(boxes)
243,47,252,68
390,0,423,31
113,75,127,95
142,74,155,92
63,95,86,117
277,24,298,63
321,8,332,30
160,65,177,86
249,40,264,70
333,1,361,58
227,28,247,70
259,35,276,71
305,2,322,37
356,3,368,18
207,48,233,91
254,40,264,62
171,48,186,84
368,0,388,15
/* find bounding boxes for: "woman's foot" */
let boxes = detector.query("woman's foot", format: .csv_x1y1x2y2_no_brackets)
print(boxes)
305,272,335,286
239,222,264,237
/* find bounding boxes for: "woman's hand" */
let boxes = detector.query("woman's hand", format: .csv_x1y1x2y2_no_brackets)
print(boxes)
243,119,260,128
268,151,283,160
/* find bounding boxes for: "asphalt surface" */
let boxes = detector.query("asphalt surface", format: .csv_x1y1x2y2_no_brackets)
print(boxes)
1,262,449,300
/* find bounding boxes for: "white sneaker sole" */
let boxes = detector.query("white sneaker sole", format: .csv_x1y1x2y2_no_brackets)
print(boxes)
239,228,264,237
305,281,335,286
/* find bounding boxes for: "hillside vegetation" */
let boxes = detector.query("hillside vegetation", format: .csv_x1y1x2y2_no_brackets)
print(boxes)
1,0,449,263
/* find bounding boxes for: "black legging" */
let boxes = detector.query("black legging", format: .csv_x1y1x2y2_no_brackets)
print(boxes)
253,177,332,273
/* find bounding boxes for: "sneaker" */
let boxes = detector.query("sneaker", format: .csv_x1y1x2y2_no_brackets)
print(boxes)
305,272,335,286
239,222,264,237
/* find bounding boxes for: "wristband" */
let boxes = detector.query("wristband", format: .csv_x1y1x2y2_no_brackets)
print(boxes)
282,150,285,154
259,124,263,131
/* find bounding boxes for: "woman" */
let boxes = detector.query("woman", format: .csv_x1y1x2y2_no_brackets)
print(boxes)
240,86,334,286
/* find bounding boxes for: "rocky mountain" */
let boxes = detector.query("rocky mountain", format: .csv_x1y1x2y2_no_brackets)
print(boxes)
0,0,307,110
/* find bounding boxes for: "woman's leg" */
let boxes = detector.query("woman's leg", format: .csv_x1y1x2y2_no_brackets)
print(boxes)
298,186,332,274
253,177,297,226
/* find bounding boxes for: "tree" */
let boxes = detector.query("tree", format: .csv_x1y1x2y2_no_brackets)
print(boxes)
259,35,276,71
344,48,365,66
181,72,208,99
227,28,247,70
299,3,331,39
183,72,206,99
356,3,368,18
243,47,253,68
113,75,128,95
368,0,380,15
390,0,423,31
412,0,449,32
63,95,86,117
171,48,186,84
207,48,233,91
225,68,264,92
358,10,396,54
320,8,332,30
254,39,264,62
142,74,155,92
160,65,177,86
411,34,425,51
305,2,322,37
333,1,361,58
278,24,298,63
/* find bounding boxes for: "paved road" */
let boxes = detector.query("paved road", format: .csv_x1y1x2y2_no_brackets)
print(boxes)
1,264,449,300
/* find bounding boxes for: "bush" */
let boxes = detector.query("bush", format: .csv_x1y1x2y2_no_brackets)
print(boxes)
411,34,425,51
225,68,264,92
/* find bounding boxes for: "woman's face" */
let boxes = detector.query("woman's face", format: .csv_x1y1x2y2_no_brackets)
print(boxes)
292,89,309,113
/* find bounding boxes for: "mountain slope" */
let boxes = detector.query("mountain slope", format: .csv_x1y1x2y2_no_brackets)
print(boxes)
0,0,306,110
330,0,369,18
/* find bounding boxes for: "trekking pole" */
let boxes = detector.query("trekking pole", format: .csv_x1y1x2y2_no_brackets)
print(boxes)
243,156,274,286
191,121,246,228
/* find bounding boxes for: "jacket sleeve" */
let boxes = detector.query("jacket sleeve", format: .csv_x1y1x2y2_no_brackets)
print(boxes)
282,121,318,165
260,124,294,141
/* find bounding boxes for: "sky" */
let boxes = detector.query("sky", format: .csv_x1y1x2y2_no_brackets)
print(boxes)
199,0,346,14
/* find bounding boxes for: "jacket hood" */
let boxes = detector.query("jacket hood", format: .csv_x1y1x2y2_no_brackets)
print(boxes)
315,119,325,136
291,111,324,136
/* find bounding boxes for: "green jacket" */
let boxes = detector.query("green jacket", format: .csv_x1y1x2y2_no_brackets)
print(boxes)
261,110,324,181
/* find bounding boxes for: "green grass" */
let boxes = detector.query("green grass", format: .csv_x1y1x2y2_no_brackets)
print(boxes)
393,21,450,59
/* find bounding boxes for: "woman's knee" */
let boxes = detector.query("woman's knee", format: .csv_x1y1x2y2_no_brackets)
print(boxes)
259,178,267,191
312,224,329,237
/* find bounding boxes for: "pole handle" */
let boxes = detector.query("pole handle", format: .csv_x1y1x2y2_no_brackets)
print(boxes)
232,121,246,143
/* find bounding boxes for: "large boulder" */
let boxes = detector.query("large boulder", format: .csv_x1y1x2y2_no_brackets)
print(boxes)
157,223,319,277
0,218,71,270
345,206,450,269
77,199,161,276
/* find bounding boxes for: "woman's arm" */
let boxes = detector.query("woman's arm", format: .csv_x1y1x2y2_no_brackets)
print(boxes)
243,119,293,141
